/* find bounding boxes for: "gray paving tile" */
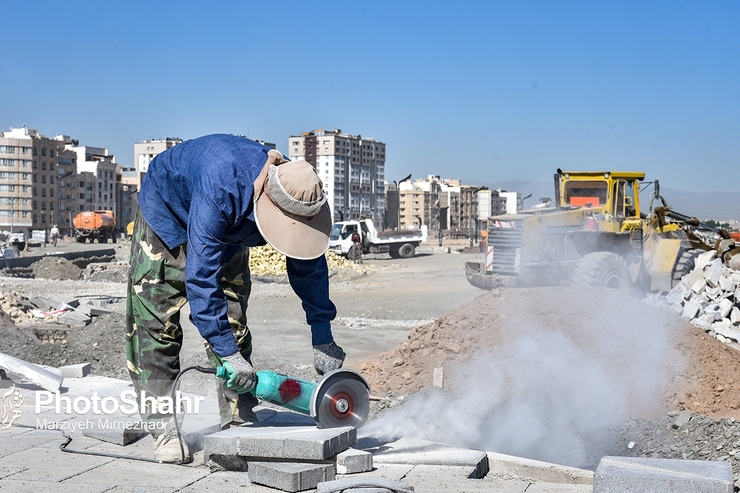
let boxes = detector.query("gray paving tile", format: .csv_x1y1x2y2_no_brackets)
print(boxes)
0,466,25,480
0,428,62,458
176,471,265,492
0,479,110,492
62,459,209,489
404,465,529,493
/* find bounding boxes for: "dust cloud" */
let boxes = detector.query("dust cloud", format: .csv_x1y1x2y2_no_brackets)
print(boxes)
361,290,685,469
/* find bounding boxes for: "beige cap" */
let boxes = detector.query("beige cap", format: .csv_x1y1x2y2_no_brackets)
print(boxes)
253,152,332,260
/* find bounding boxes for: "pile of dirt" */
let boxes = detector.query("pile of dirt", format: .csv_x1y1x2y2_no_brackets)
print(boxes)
360,286,740,420
30,257,82,281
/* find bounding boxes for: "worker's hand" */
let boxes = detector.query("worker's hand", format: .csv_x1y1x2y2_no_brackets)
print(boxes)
313,342,346,375
221,353,256,393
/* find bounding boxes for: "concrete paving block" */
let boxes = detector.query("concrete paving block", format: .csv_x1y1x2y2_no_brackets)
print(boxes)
58,310,91,327
719,275,735,293
691,278,707,294
28,294,54,310
337,448,373,474
731,307,740,325
682,299,700,320
204,424,356,461
365,437,489,479
705,259,724,288
712,321,740,342
248,461,335,492
719,298,734,318
60,362,92,378
82,417,148,445
80,302,111,316
696,250,718,271
317,477,415,493
49,295,80,308
593,456,733,493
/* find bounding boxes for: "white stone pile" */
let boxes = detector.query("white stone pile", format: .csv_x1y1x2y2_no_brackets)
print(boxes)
666,250,740,343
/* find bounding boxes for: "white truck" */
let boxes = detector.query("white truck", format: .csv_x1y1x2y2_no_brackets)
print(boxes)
328,219,428,259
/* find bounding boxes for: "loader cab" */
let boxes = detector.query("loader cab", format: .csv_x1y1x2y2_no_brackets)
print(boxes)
558,171,645,230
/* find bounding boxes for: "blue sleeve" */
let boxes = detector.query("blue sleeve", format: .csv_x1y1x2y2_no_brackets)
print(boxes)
286,256,337,346
185,191,240,357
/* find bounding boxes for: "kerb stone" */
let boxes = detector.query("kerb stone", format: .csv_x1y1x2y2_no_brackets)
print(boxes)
60,362,92,378
248,461,335,492
594,456,733,493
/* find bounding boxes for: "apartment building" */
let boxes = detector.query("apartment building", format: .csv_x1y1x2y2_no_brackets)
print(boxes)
133,138,182,189
288,129,385,226
0,127,85,236
68,145,118,214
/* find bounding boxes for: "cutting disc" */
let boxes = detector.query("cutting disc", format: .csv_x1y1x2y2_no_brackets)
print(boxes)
312,370,370,429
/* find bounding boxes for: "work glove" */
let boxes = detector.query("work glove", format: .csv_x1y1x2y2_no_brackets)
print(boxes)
313,342,346,375
221,353,257,393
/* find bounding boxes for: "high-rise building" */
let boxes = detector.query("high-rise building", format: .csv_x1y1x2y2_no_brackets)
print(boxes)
288,129,385,226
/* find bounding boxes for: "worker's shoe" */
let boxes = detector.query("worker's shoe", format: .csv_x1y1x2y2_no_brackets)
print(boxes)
154,428,192,464
313,342,346,375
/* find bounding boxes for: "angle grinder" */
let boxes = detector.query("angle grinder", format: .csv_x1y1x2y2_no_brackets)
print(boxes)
215,367,371,429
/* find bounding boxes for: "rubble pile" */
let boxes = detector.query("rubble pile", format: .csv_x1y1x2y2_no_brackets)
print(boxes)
613,413,740,481
0,291,36,324
248,245,370,277
30,257,83,280
664,250,740,344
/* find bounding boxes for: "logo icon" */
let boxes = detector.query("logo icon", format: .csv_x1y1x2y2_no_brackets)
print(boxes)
1,385,23,429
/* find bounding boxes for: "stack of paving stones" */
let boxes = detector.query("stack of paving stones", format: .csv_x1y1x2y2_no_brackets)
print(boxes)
664,250,740,344
204,410,373,492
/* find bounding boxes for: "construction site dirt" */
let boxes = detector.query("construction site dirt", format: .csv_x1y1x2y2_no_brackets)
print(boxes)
3,241,740,483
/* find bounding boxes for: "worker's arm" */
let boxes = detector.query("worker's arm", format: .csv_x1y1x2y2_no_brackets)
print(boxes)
185,191,240,357
286,256,337,346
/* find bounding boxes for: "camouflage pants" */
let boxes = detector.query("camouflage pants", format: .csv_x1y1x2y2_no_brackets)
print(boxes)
125,207,258,435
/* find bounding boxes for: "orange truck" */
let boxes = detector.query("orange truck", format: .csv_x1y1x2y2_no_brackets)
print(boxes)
73,210,116,243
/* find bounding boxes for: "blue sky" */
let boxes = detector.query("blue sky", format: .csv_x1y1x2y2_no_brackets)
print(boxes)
1,1,738,192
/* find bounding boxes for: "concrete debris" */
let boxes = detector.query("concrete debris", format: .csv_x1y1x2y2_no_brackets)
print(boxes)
0,351,63,391
57,310,91,327
432,367,444,388
672,410,692,429
665,252,740,345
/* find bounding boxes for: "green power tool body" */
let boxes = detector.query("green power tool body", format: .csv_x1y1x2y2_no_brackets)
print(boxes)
216,367,370,429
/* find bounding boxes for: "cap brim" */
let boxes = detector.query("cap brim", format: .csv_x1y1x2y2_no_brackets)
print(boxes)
254,194,332,260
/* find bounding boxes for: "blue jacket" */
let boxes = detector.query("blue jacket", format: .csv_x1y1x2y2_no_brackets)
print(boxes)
138,134,336,357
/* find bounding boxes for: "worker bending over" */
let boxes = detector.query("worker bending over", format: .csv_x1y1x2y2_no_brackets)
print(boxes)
125,134,345,463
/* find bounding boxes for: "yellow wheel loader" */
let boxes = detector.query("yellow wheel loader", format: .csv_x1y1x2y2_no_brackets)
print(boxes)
465,170,733,293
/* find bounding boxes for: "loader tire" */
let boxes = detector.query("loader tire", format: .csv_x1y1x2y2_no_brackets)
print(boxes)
397,243,416,259
571,252,630,293
671,248,704,288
